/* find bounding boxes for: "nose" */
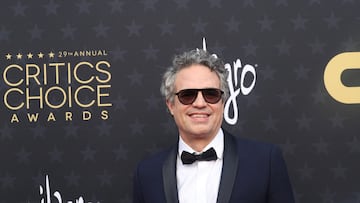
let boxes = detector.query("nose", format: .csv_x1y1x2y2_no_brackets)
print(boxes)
192,91,207,107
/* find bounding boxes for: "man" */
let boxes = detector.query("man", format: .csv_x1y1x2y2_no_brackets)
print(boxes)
133,49,295,203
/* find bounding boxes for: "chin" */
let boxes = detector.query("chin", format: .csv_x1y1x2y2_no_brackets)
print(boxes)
190,129,213,138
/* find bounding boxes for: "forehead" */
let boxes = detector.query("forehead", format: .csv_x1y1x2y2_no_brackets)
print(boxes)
174,64,220,90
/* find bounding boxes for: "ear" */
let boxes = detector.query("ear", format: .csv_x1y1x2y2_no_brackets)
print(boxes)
166,99,174,115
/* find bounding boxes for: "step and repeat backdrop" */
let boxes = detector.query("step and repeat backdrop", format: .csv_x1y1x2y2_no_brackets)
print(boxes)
0,0,359,202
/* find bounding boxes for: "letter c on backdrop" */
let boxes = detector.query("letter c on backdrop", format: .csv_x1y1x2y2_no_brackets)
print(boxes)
324,52,360,104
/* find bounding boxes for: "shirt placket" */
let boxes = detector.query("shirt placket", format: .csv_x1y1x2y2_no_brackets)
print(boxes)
196,161,208,203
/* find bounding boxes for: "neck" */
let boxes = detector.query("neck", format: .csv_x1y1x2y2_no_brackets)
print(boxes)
180,133,217,152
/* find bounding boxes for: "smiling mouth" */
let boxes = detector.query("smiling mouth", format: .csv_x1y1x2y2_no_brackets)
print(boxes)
189,113,210,118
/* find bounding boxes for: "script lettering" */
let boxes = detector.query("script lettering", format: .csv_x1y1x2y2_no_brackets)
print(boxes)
39,175,92,203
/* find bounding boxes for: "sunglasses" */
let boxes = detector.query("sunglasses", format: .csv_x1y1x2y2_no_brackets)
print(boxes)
175,88,224,105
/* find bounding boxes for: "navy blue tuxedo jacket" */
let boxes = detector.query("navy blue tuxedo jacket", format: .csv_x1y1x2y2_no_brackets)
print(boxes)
133,131,295,203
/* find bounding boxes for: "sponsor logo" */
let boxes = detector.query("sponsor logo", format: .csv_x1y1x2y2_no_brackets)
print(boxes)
2,50,112,123
324,52,360,104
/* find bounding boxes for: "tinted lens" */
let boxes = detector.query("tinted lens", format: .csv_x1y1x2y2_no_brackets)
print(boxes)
202,89,223,104
176,89,198,105
175,88,223,105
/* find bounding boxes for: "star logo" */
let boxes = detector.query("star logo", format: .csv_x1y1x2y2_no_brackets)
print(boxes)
5,53,12,60
38,52,44,58
16,53,23,59
48,51,55,58
27,52,33,59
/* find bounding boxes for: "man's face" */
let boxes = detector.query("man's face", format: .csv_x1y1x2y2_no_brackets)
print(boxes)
166,64,224,146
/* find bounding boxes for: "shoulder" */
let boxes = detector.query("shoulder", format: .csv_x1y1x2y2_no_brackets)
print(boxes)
224,131,282,156
136,146,175,170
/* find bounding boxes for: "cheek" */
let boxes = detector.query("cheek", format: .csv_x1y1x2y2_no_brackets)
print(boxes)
169,103,187,117
213,103,224,113
213,105,225,120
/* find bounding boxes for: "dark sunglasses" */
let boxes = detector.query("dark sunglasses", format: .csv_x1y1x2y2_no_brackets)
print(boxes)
175,88,224,105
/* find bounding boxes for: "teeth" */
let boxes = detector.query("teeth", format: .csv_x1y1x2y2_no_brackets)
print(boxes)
191,114,208,118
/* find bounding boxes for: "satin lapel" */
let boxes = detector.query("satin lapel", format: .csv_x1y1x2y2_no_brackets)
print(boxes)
162,147,179,203
217,132,239,203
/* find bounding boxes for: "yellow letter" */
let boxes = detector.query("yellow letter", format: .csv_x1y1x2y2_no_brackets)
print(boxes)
27,113,39,122
47,112,56,121
82,111,91,121
73,62,94,84
101,110,109,120
65,111,73,121
74,85,95,107
44,86,67,109
97,85,112,107
26,87,43,109
11,114,20,123
95,61,111,83
324,52,360,104
4,88,24,110
3,64,23,86
26,64,41,85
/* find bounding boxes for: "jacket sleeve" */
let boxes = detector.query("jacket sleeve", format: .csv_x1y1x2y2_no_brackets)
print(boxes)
268,146,295,203
132,165,145,203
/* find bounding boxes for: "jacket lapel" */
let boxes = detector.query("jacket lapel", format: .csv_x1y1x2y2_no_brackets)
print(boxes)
162,146,179,203
217,132,239,203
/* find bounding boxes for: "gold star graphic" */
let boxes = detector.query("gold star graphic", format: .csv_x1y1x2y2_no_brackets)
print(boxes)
38,52,44,58
5,53,12,60
16,53,23,59
27,53,34,59
48,51,55,58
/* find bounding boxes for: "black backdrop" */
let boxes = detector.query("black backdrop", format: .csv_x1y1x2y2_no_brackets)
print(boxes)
0,0,359,202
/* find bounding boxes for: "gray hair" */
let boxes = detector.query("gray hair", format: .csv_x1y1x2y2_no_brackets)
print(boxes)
160,49,229,103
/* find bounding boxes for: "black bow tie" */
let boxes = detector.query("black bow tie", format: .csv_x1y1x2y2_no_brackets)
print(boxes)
181,147,218,165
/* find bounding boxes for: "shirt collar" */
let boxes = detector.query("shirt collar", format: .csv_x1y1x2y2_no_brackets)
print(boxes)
178,128,224,160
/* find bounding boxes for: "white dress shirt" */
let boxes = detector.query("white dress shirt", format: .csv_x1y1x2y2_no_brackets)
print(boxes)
176,129,224,203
